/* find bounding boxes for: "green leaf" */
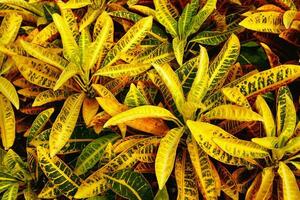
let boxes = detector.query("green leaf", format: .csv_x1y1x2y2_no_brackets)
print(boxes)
124,83,149,107
188,0,217,36
0,77,19,109
1,183,18,200
155,127,184,189
25,107,54,141
107,169,153,200
177,0,198,39
36,146,82,197
3,149,31,181
154,186,169,200
75,133,120,175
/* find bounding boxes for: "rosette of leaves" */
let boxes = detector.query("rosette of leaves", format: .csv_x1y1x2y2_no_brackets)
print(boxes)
81,31,300,199
213,86,300,200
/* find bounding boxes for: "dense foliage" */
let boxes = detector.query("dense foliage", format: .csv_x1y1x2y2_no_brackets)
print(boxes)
0,0,300,199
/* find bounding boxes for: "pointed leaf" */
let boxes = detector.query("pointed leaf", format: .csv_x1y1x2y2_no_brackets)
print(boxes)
175,150,199,200
102,16,153,67
107,169,153,200
187,46,209,104
13,56,61,89
187,121,252,167
240,11,285,33
32,89,72,107
0,94,15,150
204,105,263,122
74,133,120,175
255,95,276,137
37,146,82,197
155,127,184,189
50,93,85,157
95,63,151,78
154,0,178,37
187,137,219,199
213,137,269,159
278,162,300,200
0,77,19,109
1,184,18,200
20,40,68,70
206,34,240,94
25,107,54,141
153,63,185,115
54,62,80,91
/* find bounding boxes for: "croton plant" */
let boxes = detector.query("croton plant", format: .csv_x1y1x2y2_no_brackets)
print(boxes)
0,0,300,199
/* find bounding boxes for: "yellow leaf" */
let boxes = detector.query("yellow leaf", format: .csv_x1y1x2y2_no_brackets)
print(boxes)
175,150,199,200
103,105,181,128
187,136,219,199
154,0,178,37
0,77,19,109
155,127,184,189
13,55,61,89
213,137,269,159
222,87,251,108
49,93,85,157
255,167,274,200
102,16,153,67
82,97,99,126
187,45,209,104
94,63,151,78
97,98,169,136
251,137,278,149
153,63,185,115
255,95,276,137
278,162,300,200
52,13,80,65
206,34,240,94
187,121,251,166
20,40,68,70
239,11,285,33
278,94,296,147
0,94,15,150
204,105,263,122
